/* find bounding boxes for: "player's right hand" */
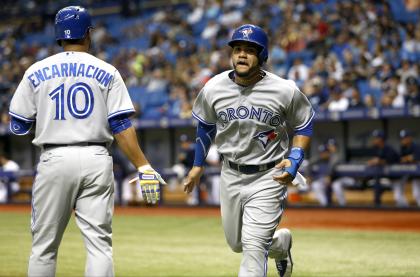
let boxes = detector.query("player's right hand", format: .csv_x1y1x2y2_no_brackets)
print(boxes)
137,165,167,204
183,166,205,194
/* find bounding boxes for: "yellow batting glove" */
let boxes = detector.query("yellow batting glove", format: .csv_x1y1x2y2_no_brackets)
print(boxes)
138,165,167,204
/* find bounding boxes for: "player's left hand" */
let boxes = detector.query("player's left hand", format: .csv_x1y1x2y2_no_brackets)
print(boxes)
274,147,304,184
273,159,294,184
137,165,167,204
183,166,205,193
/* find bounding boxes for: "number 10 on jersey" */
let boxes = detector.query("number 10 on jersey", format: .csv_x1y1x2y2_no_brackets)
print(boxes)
49,82,94,120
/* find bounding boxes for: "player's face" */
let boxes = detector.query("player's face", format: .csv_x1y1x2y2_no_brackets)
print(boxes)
231,42,260,78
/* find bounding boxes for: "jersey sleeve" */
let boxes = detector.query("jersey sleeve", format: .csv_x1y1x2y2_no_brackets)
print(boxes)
192,88,217,125
286,86,314,132
106,70,135,119
9,71,36,122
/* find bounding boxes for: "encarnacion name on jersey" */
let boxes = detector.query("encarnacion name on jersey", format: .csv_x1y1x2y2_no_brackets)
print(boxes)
27,63,113,88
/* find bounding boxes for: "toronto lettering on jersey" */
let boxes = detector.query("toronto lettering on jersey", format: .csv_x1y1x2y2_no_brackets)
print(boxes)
27,63,113,88
217,106,282,127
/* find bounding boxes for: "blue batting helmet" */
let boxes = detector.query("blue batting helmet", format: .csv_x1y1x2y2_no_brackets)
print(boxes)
55,6,92,44
228,24,269,64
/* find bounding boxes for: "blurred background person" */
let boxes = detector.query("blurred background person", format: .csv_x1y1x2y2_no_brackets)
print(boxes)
0,151,20,203
329,138,359,207
366,130,400,206
308,144,334,207
205,144,221,205
395,129,420,207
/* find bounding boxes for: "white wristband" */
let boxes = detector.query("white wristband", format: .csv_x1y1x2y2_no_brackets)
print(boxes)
138,164,153,172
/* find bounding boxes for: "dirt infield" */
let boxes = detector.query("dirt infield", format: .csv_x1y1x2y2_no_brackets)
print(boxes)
1,204,420,232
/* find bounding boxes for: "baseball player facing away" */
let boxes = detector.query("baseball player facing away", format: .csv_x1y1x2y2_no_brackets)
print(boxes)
184,24,314,277
9,6,166,277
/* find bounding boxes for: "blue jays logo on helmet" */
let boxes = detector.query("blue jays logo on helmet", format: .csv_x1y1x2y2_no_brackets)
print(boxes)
253,129,278,149
240,27,253,39
228,24,269,64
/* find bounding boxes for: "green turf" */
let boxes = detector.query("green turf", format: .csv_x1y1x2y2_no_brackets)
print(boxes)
0,212,420,277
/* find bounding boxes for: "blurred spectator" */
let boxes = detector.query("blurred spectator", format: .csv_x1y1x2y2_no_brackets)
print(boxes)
0,151,20,203
120,172,143,206
187,0,204,25
402,31,420,58
366,129,400,206
205,144,221,205
303,76,328,110
328,137,359,206
394,129,420,207
348,88,366,109
287,58,309,88
397,60,418,85
308,144,334,206
178,134,195,170
201,19,220,40
404,76,420,107
175,134,199,205
364,94,377,108
327,88,349,112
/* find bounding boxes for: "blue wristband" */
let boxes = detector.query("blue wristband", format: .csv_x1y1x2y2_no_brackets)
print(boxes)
285,147,304,178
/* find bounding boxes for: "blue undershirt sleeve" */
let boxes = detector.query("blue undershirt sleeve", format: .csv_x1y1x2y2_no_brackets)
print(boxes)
193,121,217,167
108,113,132,134
9,116,33,135
294,119,313,137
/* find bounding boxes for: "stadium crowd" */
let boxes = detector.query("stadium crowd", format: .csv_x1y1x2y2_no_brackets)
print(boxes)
0,0,419,122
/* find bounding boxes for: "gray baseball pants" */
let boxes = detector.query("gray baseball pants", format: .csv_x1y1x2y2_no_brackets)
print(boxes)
220,164,288,277
28,145,114,277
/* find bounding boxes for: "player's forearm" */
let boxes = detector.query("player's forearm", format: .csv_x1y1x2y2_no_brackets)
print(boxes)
193,121,216,167
114,126,150,168
292,135,311,151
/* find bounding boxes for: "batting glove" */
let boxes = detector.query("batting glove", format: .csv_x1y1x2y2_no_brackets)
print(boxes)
138,165,167,204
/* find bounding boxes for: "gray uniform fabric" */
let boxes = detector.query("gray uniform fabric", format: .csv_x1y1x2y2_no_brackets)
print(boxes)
29,146,114,277
192,70,313,276
10,51,134,277
221,165,287,277
10,52,134,146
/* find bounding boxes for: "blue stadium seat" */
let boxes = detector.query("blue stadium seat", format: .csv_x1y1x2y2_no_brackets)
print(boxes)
356,80,370,99
141,108,162,119
192,19,208,36
388,0,419,23
356,81,382,103
128,86,149,109
120,36,150,50
146,89,169,107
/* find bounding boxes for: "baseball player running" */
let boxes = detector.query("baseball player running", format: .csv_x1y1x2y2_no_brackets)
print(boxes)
9,6,165,277
184,24,314,277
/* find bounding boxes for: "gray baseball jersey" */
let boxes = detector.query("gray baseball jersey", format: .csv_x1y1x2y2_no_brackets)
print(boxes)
193,70,313,163
192,70,313,276
10,51,134,146
10,51,134,277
